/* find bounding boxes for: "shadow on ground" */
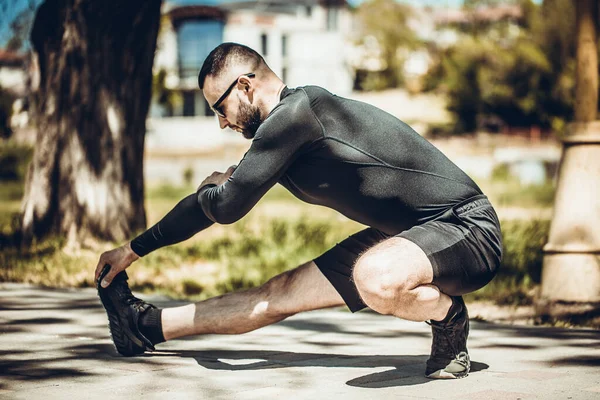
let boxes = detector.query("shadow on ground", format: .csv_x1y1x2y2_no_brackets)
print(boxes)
1,285,599,389
146,349,489,388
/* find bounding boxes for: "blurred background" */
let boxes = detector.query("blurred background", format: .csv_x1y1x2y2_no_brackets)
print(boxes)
0,0,596,326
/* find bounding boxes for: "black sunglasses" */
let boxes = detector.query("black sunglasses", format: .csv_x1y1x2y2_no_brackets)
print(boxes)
211,73,255,118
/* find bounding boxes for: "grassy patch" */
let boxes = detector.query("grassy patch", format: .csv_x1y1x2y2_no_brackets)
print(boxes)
0,142,33,181
467,219,550,305
0,172,551,308
486,180,556,209
0,210,358,300
477,163,556,209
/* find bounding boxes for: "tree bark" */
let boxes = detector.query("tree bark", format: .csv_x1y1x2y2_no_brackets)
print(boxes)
574,0,599,122
21,0,162,246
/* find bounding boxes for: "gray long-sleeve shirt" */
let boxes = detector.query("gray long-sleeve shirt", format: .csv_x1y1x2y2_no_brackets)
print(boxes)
131,86,481,257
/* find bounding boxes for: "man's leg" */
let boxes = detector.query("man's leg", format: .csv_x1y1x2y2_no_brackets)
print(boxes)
162,261,345,340
352,236,470,379
352,237,451,321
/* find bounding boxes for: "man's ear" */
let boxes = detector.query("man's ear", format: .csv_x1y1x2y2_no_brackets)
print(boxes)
238,75,254,101
239,75,253,93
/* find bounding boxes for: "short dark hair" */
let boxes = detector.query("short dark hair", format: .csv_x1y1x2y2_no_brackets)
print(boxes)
198,42,265,89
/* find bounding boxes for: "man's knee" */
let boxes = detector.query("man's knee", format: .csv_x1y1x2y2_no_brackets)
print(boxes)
353,253,409,314
353,238,430,315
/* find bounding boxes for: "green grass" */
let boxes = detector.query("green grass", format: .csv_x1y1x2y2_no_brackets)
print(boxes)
484,180,556,209
466,219,550,305
1,169,553,306
0,179,359,298
478,163,556,209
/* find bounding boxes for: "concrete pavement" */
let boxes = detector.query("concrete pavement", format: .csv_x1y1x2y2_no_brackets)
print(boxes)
1,283,599,399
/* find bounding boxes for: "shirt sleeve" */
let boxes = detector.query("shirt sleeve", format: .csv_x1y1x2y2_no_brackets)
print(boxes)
130,193,214,257
198,90,323,224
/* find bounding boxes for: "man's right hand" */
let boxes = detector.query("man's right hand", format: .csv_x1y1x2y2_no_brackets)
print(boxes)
94,242,140,288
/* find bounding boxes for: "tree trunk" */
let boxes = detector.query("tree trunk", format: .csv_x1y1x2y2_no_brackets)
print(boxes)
574,0,599,122
21,0,162,246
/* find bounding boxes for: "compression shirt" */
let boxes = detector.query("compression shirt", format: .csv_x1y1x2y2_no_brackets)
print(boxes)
131,86,482,257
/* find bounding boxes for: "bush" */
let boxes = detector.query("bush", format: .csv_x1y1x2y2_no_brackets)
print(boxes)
191,217,350,294
0,142,33,181
421,0,575,133
0,87,16,139
470,218,550,305
0,171,553,308
182,167,194,186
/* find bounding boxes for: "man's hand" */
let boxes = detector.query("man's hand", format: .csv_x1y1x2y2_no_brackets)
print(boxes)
94,242,140,288
198,165,236,189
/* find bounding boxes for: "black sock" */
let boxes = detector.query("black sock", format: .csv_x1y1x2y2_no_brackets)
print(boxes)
139,307,165,345
437,296,463,324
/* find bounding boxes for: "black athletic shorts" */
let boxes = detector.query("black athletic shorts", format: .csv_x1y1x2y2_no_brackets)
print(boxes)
313,194,503,312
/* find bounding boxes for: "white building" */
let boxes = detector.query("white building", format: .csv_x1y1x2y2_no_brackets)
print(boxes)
0,50,26,95
152,0,353,117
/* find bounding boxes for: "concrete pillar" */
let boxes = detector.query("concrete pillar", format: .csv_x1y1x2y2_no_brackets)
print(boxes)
541,122,600,302
539,0,600,312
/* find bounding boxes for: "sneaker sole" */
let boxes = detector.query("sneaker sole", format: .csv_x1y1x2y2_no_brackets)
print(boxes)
97,265,146,357
426,369,469,379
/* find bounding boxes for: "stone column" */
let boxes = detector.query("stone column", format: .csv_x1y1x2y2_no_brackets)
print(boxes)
539,0,600,314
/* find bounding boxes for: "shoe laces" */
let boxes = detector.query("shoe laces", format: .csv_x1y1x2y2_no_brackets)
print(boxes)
112,273,148,311
426,319,460,357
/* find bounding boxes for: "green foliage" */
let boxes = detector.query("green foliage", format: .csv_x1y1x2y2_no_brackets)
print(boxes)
501,219,549,283
0,178,555,307
439,38,488,132
423,0,576,133
486,163,556,208
152,69,181,117
147,183,193,201
0,141,33,180
354,0,420,90
470,219,550,304
182,166,194,186
183,217,348,295
490,163,511,182
494,181,555,208
0,86,16,139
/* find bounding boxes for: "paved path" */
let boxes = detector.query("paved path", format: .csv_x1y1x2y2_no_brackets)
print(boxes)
1,283,599,399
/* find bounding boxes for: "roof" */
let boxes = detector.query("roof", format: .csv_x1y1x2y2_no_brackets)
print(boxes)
0,50,26,67
167,5,226,22
434,4,523,25
166,0,347,22
168,0,346,6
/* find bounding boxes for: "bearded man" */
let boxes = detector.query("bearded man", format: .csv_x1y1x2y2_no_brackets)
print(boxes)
95,42,502,379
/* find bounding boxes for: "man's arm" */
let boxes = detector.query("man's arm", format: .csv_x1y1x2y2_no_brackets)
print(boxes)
198,91,323,224
94,193,215,287
130,193,215,257
94,166,236,287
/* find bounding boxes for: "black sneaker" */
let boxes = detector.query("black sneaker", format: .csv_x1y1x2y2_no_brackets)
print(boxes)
97,265,156,356
425,296,470,379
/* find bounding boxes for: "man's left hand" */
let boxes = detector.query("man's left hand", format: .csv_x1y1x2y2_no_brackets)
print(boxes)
198,165,236,189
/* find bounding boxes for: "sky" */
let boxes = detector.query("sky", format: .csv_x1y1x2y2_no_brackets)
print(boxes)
0,0,542,49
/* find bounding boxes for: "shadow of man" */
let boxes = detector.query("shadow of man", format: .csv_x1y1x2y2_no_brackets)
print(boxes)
150,349,489,388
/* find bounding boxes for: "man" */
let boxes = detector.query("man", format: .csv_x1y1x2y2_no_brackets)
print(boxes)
95,43,502,379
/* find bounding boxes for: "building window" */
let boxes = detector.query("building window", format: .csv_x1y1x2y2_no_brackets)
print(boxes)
305,6,312,17
261,33,268,56
176,20,224,80
282,34,287,57
327,7,338,31
282,67,287,83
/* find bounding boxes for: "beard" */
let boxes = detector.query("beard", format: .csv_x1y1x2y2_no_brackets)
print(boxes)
237,101,263,139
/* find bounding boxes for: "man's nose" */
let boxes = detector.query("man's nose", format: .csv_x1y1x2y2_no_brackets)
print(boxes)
218,115,229,129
